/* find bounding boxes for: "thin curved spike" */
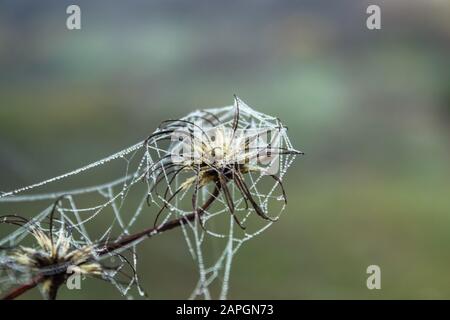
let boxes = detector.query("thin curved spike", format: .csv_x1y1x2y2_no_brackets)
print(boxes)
219,173,246,230
162,166,193,201
148,164,188,207
142,154,173,182
191,170,207,231
198,110,222,125
219,174,234,214
150,165,185,196
0,215,30,227
232,212,245,230
246,146,304,155
230,175,249,210
232,94,240,134
114,253,138,280
49,196,65,252
188,115,216,128
149,169,177,195
159,119,212,145
143,129,178,146
0,215,39,239
235,173,277,222
151,163,179,182
153,186,185,227
269,174,288,204
191,171,200,211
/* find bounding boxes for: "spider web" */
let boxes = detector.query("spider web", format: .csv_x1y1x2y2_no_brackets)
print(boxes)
0,97,299,299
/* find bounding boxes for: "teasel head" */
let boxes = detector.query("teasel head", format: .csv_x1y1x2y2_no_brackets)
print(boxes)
144,96,303,229
0,201,133,300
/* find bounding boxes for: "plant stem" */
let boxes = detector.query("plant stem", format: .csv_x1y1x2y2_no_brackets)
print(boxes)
1,184,221,300
2,274,44,300
99,184,220,255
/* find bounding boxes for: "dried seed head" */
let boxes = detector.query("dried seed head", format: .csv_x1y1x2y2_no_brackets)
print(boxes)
1,216,108,299
147,96,302,228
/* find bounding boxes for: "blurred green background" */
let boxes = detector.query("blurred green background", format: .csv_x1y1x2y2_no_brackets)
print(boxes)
1,0,450,299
